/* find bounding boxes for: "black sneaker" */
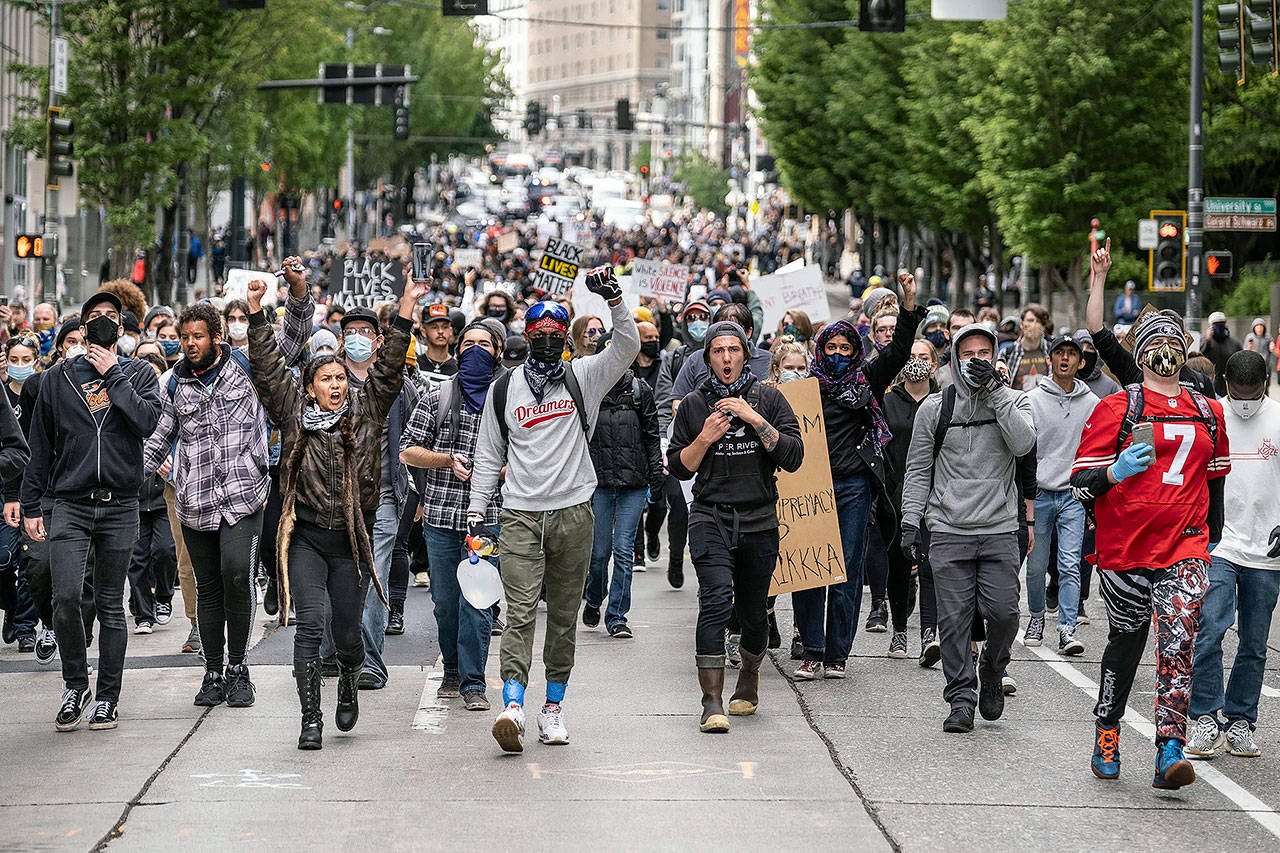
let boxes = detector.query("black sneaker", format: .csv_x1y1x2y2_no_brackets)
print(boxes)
608,622,633,639
790,631,804,661
358,671,385,690
437,672,461,700
582,604,600,628
18,635,35,653
35,628,57,665
224,664,256,707
646,530,660,562
667,563,684,589
864,600,889,633
943,705,974,733
386,606,405,635
194,669,226,706
978,667,1005,721
154,602,173,625
55,686,93,732
2,610,14,643
462,690,490,711
919,628,941,668
88,700,118,730
491,616,506,637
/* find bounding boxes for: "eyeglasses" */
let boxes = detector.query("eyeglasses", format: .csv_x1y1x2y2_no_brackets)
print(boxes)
345,327,378,340
583,328,603,337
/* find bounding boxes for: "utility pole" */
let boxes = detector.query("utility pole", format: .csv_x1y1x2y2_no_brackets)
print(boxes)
1187,0,1205,327
41,0,62,306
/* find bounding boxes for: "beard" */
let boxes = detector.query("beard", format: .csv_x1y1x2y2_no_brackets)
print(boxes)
189,343,220,372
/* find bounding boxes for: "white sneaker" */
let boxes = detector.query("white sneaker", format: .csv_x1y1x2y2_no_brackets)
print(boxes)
133,622,153,635
1225,719,1261,757
537,704,570,745
413,572,431,588
1002,674,1017,696
632,561,647,573
492,702,526,753
1185,714,1223,759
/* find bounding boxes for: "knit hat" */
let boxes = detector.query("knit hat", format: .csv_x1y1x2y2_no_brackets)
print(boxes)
633,306,655,325
706,288,733,306
861,287,895,320
701,321,749,364
55,316,82,350
1133,314,1186,357
309,328,339,357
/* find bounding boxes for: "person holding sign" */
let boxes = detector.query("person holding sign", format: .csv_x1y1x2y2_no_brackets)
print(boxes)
791,273,920,680
668,321,803,734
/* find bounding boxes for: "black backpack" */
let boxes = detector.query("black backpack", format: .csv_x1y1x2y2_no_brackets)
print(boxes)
490,362,589,446
1114,382,1218,457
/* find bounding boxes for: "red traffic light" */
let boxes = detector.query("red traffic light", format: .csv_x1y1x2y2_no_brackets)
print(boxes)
333,199,344,211
1158,222,1179,238
640,165,649,174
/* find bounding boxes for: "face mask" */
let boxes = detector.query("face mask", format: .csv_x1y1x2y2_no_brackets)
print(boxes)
529,335,566,364
36,328,55,355
924,329,948,350
824,352,853,377
87,316,121,348
160,339,180,357
33,320,54,333
778,369,808,384
687,320,709,343
1228,396,1264,420
960,358,984,388
227,322,249,340
640,340,661,359
1212,324,1229,341
486,306,509,320
782,324,804,342
901,358,933,383
117,335,137,357
65,345,87,360
344,333,374,364
7,363,34,384
1141,343,1184,377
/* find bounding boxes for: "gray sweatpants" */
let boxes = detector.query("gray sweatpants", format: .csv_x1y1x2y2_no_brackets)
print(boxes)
931,532,1021,711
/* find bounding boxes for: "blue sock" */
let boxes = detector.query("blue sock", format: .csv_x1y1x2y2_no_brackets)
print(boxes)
546,682,566,704
503,679,525,707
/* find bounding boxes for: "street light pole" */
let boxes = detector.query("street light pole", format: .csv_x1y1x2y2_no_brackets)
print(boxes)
41,0,62,307
1187,0,1205,327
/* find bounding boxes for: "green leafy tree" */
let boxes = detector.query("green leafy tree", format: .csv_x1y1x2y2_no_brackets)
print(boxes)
673,151,730,217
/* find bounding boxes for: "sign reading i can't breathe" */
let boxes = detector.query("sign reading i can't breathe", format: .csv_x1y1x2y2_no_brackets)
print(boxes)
328,254,406,308
769,377,847,596
530,239,584,296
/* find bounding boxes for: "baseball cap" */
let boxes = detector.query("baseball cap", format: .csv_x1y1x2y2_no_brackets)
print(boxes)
339,307,380,333
81,291,123,320
423,303,450,324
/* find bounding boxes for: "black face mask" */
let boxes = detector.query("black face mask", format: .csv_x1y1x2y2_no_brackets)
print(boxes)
640,340,661,359
529,335,566,364
486,306,509,321
85,315,120,349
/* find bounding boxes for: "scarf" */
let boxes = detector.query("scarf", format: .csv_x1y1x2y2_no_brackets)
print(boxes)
706,367,754,400
301,399,349,432
457,346,495,413
523,356,565,404
810,319,892,449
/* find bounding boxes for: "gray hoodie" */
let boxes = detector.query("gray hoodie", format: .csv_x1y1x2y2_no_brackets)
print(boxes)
900,324,1037,536
1024,374,1097,491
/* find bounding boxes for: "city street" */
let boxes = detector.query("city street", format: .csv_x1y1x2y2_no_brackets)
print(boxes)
5,544,1280,852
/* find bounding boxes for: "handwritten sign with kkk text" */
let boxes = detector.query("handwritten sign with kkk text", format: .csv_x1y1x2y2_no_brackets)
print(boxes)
769,378,846,595
530,239,584,296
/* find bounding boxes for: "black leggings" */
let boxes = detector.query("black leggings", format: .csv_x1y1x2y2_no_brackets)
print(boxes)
663,476,689,568
885,528,918,633
289,518,369,670
689,523,779,657
258,468,283,586
182,509,263,671
865,521,889,604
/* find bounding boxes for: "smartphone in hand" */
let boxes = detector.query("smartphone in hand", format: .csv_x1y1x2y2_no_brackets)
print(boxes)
412,242,433,282
1130,422,1156,462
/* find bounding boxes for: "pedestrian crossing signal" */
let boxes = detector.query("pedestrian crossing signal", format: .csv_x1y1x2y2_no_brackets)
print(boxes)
14,234,43,259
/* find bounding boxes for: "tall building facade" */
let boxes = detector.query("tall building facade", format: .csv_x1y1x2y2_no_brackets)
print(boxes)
477,0,530,143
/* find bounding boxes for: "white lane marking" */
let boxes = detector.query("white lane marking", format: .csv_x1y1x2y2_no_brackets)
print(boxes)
411,656,449,733
1017,638,1280,839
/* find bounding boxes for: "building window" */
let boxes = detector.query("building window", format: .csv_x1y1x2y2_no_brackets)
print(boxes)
657,27,669,39
657,0,669,9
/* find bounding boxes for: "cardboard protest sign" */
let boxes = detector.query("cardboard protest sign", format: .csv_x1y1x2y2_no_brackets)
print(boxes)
633,258,690,302
768,378,847,596
530,239,585,296
756,264,831,332
495,231,519,254
570,274,638,330
327,254,406,308
223,266,278,308
453,248,483,269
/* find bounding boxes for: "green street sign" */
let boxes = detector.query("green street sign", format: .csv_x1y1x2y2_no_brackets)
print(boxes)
1205,197,1276,215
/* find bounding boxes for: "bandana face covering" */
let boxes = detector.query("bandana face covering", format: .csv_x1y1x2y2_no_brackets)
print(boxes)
1142,343,1184,377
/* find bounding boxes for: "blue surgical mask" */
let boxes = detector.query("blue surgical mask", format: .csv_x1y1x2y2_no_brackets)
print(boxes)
7,363,34,384
160,339,180,357
687,320,709,343
344,333,374,363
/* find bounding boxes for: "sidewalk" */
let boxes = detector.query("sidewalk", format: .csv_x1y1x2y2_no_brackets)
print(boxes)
1,563,889,850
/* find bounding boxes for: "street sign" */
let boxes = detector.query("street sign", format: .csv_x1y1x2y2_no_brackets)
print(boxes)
52,37,68,95
1204,213,1277,232
1137,218,1158,250
1206,251,1233,278
1205,197,1276,215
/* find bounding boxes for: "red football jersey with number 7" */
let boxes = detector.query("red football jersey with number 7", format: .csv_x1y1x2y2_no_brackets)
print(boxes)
1072,387,1230,572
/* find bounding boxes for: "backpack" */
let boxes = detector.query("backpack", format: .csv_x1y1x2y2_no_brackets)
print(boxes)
435,375,472,451
931,385,995,460
490,362,589,446
1114,382,1218,457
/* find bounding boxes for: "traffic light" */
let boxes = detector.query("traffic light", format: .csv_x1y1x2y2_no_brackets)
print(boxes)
859,0,905,33
524,101,545,136
46,106,73,189
616,98,634,131
1251,0,1278,73
393,87,410,141
1205,250,1234,278
332,197,346,225
1148,211,1186,291
14,234,43,259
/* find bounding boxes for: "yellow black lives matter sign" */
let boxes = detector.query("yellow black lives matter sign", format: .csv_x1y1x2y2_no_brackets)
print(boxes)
531,239,584,296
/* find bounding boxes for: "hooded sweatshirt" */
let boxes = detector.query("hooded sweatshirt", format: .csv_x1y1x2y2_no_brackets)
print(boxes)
1024,374,1097,491
900,324,1037,535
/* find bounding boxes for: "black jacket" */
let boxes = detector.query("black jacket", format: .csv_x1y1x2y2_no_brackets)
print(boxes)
588,370,664,494
882,381,937,506
21,356,162,513
0,390,29,503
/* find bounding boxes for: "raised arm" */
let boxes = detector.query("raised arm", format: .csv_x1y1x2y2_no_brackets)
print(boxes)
275,256,317,367
246,277,301,429
1086,238,1111,335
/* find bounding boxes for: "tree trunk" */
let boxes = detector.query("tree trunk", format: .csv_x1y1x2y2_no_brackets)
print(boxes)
156,202,177,308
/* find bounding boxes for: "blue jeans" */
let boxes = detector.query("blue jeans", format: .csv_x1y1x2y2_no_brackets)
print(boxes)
1026,489,1084,628
321,500,399,682
1190,556,1280,729
585,487,647,629
424,523,498,696
792,474,872,666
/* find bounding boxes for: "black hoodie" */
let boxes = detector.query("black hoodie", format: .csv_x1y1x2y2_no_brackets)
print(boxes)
22,355,162,513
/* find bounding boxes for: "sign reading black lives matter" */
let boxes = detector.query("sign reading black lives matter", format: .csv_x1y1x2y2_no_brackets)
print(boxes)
530,239,584,296
769,378,847,595
328,254,406,308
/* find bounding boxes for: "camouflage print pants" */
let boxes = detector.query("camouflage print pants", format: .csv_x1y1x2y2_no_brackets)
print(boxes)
1094,559,1211,743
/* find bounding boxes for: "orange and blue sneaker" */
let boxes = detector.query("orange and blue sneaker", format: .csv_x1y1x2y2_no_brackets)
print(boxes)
1091,723,1121,779
1152,738,1195,790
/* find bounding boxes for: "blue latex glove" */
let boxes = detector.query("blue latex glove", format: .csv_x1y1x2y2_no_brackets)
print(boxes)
1110,442,1154,482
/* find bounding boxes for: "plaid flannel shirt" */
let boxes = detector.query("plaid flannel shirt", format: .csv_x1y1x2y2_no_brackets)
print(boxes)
142,346,270,531
402,380,500,530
